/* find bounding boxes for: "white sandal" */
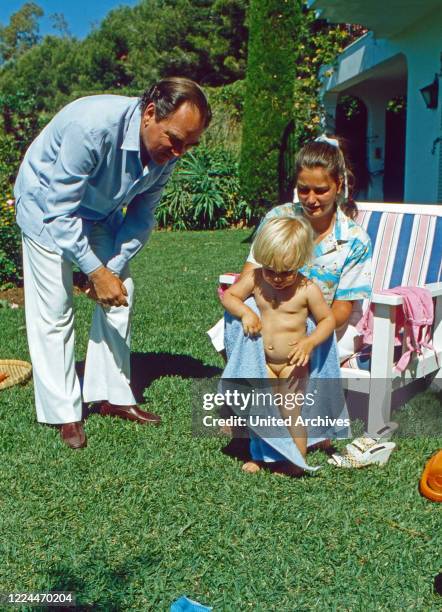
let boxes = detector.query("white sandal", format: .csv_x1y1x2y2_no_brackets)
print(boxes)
346,436,378,456
328,441,396,468
328,454,366,468
346,437,396,462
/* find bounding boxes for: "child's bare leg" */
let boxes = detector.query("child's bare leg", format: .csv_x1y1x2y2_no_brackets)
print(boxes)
278,363,308,457
242,363,279,474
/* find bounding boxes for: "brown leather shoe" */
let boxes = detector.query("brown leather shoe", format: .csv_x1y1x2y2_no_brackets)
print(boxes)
99,401,161,425
60,421,87,449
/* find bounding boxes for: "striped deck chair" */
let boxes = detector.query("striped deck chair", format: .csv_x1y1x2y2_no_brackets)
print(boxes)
343,202,442,437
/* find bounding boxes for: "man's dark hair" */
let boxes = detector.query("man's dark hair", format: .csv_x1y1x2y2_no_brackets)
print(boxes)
140,77,212,128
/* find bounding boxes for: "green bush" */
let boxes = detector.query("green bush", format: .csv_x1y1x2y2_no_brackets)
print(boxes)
0,92,42,287
205,80,245,154
239,0,302,210
0,133,21,194
207,80,245,123
0,197,21,287
0,92,45,195
156,145,251,230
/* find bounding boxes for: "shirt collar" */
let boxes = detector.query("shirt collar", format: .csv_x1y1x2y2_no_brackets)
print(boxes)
334,206,350,241
335,206,352,242
292,201,350,243
121,102,142,152
291,203,351,258
120,102,177,174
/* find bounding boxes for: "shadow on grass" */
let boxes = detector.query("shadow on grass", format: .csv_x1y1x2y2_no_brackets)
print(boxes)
130,352,222,403
241,227,256,243
220,433,339,467
76,352,222,405
42,552,161,611
345,377,440,431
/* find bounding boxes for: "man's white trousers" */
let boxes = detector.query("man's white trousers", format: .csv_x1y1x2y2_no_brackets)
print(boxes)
22,227,136,424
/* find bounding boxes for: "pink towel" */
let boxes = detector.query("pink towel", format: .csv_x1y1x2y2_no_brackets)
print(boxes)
357,286,436,372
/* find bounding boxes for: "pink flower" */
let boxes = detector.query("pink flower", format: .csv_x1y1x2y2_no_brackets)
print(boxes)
6,199,14,207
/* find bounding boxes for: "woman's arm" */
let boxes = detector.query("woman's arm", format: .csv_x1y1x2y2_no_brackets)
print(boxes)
305,283,336,346
331,300,353,328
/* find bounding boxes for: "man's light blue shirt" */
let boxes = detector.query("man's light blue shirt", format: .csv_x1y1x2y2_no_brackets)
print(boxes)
14,95,177,275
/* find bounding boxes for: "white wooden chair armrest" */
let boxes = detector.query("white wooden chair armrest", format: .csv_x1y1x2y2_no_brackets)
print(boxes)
370,282,442,306
371,293,403,306
425,282,442,297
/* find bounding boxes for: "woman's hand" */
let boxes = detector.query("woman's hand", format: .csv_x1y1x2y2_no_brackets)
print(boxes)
288,337,315,367
87,266,128,307
241,311,262,336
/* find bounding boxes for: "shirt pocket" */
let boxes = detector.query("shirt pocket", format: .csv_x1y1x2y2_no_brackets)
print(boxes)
302,260,341,297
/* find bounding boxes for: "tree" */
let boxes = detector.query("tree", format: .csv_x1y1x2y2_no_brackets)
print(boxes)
77,7,135,91
120,0,248,88
0,2,44,62
239,0,302,210
50,13,71,39
0,0,249,109
291,11,365,148
0,36,82,112
240,3,366,209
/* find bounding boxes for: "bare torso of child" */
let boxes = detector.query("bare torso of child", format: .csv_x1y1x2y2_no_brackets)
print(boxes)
253,270,310,370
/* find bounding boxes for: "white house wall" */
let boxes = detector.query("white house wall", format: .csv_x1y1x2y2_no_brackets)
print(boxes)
320,10,442,203
322,33,401,93
394,13,441,203
309,0,441,39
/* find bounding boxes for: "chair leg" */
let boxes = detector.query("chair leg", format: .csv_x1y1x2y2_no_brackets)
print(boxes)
432,295,442,390
367,302,397,438
366,378,397,438
431,369,442,392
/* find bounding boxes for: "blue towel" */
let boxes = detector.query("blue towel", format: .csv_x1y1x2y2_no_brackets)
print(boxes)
222,297,350,470
171,596,212,611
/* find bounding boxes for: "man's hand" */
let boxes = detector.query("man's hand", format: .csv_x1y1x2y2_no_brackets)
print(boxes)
87,266,128,307
288,337,315,367
241,311,262,336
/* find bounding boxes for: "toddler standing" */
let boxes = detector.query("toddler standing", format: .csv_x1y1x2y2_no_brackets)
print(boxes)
222,216,335,471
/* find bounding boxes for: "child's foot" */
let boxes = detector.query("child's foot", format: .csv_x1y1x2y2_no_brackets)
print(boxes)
242,461,262,474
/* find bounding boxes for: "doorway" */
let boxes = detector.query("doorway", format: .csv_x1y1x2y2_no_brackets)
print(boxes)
335,96,369,199
383,97,406,202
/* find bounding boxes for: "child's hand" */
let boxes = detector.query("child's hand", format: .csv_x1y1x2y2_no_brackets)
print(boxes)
241,312,262,336
288,337,315,367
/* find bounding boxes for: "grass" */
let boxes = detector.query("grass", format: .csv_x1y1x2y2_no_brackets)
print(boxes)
0,228,441,611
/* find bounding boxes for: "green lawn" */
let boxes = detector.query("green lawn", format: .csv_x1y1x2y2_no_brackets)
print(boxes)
0,229,441,611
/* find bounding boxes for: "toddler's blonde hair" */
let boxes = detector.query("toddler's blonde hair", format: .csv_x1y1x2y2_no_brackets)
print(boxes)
252,216,313,273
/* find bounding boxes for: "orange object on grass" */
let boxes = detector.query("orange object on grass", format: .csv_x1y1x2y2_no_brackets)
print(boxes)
419,450,442,502
0,372,8,383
